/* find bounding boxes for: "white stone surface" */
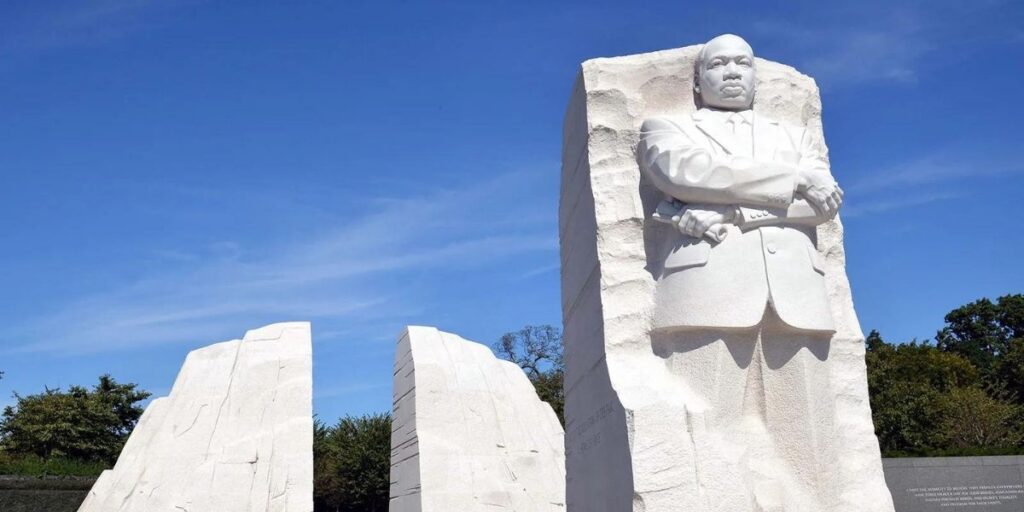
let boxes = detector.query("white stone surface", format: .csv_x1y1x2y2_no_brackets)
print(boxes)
78,322,313,512
389,325,566,512
559,39,894,511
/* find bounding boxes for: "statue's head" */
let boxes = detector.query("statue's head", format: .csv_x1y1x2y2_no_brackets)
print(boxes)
695,34,756,111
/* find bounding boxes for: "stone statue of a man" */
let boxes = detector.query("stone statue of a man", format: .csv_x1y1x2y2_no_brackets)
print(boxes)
639,33,844,333
631,34,873,509
561,31,895,511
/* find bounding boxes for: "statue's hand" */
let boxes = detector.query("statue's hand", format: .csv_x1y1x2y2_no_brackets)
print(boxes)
797,168,843,218
674,205,735,242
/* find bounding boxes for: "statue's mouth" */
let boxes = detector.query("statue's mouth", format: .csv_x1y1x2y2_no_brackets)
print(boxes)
720,85,746,96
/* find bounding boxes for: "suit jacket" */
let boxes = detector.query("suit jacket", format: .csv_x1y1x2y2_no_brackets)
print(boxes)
637,108,836,333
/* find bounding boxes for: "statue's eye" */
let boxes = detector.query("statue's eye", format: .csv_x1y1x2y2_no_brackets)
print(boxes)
709,60,724,68
738,59,752,67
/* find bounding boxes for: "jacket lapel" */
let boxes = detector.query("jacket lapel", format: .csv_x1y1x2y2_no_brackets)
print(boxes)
693,110,739,156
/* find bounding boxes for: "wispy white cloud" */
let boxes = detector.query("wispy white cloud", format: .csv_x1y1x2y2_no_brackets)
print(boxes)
518,262,560,280
149,248,202,264
753,14,928,86
315,382,389,400
845,153,1024,194
842,190,961,218
313,328,362,344
0,0,197,59
3,169,557,354
840,148,1022,219
751,1,1016,88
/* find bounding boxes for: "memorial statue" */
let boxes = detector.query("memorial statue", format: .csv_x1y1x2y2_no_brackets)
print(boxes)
639,33,842,333
559,33,895,511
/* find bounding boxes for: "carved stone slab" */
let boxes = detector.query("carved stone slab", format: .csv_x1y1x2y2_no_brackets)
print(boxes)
389,326,566,511
560,45,894,511
883,456,1024,511
78,322,313,512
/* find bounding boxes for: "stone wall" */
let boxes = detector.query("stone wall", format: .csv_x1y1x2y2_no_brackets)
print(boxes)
0,476,95,512
883,456,1024,511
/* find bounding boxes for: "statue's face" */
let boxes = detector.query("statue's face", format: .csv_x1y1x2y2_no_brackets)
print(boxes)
697,35,756,111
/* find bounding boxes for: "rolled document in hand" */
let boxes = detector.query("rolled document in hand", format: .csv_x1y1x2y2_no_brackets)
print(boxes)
651,199,728,244
704,223,728,243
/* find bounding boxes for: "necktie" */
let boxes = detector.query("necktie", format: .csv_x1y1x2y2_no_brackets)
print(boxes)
728,113,754,157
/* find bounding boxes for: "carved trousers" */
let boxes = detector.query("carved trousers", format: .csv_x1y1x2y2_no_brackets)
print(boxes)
648,306,839,511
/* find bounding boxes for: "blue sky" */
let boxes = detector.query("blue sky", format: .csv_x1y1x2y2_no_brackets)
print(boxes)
1,0,1022,421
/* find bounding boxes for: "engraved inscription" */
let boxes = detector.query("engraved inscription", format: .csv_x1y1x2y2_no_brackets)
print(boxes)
565,400,615,457
907,484,1024,508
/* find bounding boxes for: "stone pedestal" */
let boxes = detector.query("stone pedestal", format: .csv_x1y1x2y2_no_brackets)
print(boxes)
559,45,894,511
78,322,313,512
389,326,566,511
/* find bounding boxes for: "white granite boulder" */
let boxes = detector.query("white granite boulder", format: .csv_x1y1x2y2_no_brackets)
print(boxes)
390,326,566,511
78,322,314,512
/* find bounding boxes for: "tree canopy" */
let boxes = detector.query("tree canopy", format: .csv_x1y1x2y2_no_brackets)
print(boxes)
0,375,150,464
868,294,1024,456
937,294,1024,374
494,324,565,424
313,413,391,512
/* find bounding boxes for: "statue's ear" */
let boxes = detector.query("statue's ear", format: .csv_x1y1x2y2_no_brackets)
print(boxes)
693,72,703,108
692,50,705,94
692,52,705,109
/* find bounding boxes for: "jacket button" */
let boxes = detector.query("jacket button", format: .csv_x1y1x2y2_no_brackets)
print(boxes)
766,243,777,254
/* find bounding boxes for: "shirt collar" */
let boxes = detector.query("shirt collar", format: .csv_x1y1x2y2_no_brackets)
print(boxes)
729,110,754,125
695,108,754,125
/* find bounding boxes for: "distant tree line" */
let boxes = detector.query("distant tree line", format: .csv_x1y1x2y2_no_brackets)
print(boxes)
0,374,150,476
1,294,1020,507
498,296,1024,458
868,294,1024,456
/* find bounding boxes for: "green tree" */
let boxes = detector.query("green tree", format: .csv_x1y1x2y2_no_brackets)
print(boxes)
867,294,1024,456
998,338,1024,403
0,375,150,464
936,386,1022,450
936,294,1024,378
314,413,391,512
866,330,980,454
494,325,564,425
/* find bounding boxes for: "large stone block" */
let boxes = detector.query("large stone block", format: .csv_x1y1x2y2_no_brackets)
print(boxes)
78,322,313,512
559,44,894,511
389,326,566,512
